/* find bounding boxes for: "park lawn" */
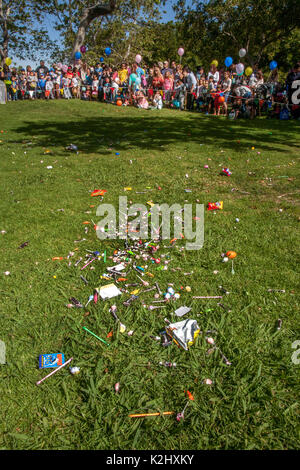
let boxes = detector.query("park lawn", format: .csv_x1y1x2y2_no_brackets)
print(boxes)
0,99,299,450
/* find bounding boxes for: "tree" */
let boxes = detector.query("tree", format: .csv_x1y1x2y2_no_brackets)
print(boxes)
175,0,300,70
46,0,164,63
0,0,54,66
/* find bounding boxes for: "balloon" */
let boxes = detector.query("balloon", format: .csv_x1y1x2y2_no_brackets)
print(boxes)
130,73,137,83
218,96,225,104
236,63,244,75
225,56,233,67
177,47,184,57
211,60,218,67
226,251,237,259
116,99,122,106
5,57,12,66
270,60,278,70
245,66,253,77
80,46,86,54
239,48,247,58
135,54,142,64
105,47,111,56
100,57,104,62
75,51,81,60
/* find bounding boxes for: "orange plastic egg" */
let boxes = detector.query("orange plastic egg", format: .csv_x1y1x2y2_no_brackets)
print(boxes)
226,250,237,259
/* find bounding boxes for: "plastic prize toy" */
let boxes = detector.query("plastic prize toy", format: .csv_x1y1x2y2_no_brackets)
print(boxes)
207,201,223,211
222,168,232,176
226,251,237,275
129,411,174,419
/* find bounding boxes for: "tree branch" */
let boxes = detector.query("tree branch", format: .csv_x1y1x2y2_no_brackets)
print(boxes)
71,1,117,59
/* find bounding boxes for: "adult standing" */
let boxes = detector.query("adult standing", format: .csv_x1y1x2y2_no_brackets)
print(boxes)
161,60,173,77
36,60,49,79
183,66,197,111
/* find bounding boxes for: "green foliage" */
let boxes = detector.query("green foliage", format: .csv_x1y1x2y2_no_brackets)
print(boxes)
46,0,165,63
0,0,55,63
174,0,300,71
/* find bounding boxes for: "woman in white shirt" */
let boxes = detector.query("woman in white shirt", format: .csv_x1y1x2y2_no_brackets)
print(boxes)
207,65,219,84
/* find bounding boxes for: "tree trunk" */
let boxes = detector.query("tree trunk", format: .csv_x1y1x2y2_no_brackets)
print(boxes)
0,1,9,65
71,0,117,61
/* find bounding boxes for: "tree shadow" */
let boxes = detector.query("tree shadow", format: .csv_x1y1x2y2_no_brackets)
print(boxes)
13,105,300,155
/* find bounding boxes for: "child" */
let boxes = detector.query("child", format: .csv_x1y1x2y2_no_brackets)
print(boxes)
54,82,60,99
62,73,72,99
152,91,163,109
163,71,174,106
45,77,54,99
207,76,216,114
213,84,224,116
103,77,112,102
91,74,99,100
37,74,46,99
174,79,185,110
71,75,80,99
18,71,27,100
10,75,18,101
195,78,205,111
27,71,37,99
135,90,149,109
111,76,119,102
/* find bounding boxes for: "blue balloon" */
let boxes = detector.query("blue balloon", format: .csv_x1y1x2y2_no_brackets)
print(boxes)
105,47,111,56
225,56,233,67
75,51,81,60
270,60,278,70
100,57,104,62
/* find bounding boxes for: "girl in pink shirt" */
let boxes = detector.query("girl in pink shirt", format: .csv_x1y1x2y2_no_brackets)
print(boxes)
163,71,174,105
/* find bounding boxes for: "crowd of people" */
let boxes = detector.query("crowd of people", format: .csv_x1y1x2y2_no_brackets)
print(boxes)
1,59,300,119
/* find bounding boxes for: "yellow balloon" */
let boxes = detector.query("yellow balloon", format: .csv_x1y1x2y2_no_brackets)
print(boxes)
5,57,12,66
211,60,218,67
245,67,253,76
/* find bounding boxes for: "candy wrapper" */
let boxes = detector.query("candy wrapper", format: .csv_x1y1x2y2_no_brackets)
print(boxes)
207,201,223,211
166,319,200,350
39,353,65,369
91,189,107,197
222,168,232,176
96,283,122,299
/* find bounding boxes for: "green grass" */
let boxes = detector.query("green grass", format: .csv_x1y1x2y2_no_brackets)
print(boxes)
0,100,299,450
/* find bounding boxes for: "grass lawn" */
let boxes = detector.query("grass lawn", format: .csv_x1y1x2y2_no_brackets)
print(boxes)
0,100,299,450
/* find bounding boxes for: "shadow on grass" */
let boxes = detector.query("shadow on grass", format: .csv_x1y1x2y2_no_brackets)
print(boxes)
13,104,300,155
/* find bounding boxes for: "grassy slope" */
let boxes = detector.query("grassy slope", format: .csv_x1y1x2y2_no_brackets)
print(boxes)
0,100,299,450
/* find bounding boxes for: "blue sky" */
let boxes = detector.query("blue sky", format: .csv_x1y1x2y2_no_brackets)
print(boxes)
15,0,190,69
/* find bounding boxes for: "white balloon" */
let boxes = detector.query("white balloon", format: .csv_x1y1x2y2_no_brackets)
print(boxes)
239,48,247,58
236,63,244,75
